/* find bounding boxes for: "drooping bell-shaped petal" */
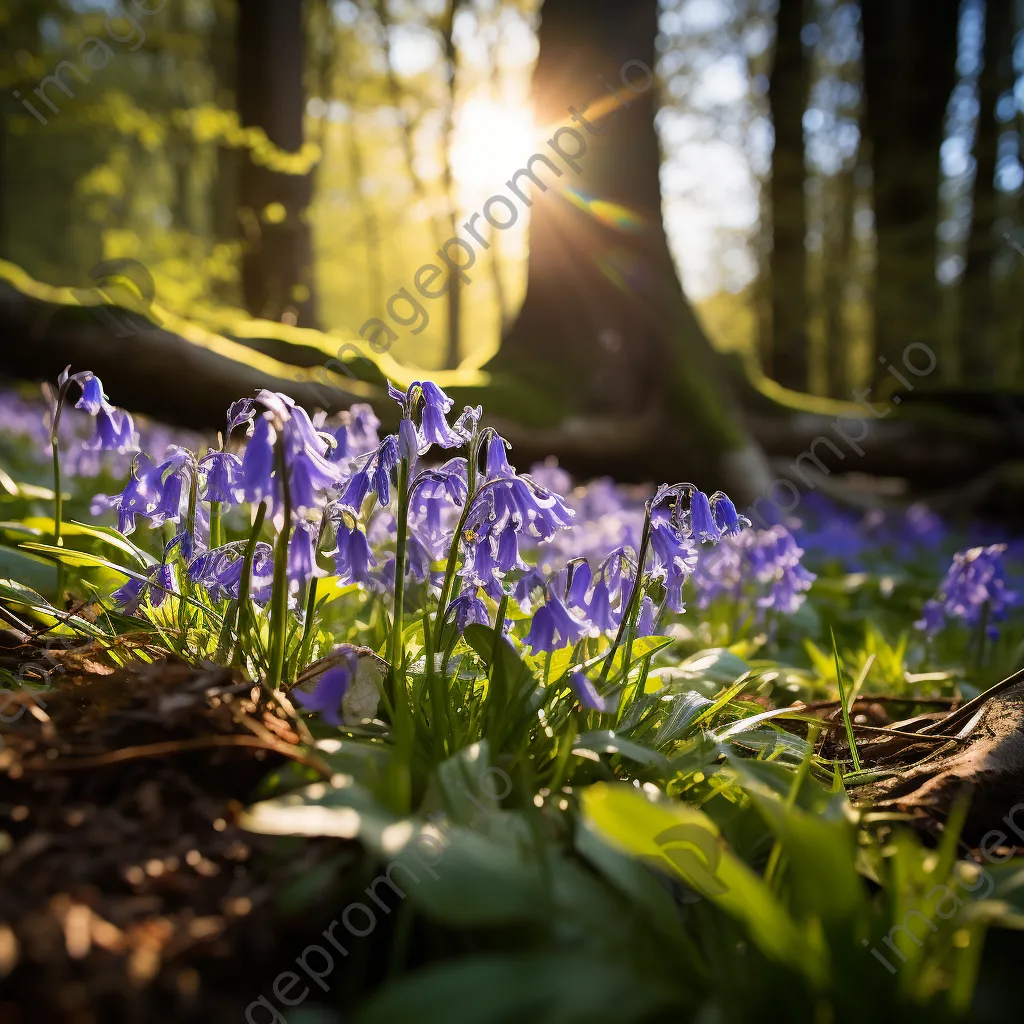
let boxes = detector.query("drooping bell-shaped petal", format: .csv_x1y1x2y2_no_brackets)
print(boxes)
149,562,178,608
634,595,660,638
226,398,256,435
294,650,359,726
450,587,489,632
486,435,516,480
689,489,721,543
332,519,376,586
340,469,371,512
568,671,610,713
84,405,138,454
199,450,242,506
524,595,589,654
398,418,420,463
288,518,326,586
567,560,593,612
240,414,277,506
711,493,745,536
74,373,107,415
419,403,463,450
111,575,146,614
585,580,619,635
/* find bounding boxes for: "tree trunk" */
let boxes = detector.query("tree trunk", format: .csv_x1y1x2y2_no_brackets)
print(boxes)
768,0,810,391
862,0,960,390
236,0,318,327
486,0,767,496
441,1,462,370
960,0,1015,382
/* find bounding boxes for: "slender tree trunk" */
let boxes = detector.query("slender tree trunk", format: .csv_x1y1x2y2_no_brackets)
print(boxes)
487,0,767,496
441,1,461,370
961,0,1015,382
822,161,856,397
768,0,810,391
862,0,959,389
236,0,318,326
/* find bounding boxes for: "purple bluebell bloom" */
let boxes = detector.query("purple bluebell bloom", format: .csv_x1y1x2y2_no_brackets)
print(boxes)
689,489,721,544
240,414,277,506
288,518,326,586
74,374,107,416
294,649,360,726
450,587,489,632
199,450,242,506
84,405,138,454
915,544,1017,639
367,435,399,507
330,516,376,586
524,593,589,653
634,595,660,638
649,489,699,614
711,493,745,537
569,671,610,713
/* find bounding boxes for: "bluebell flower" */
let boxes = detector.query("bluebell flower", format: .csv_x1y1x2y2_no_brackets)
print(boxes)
524,593,589,653
294,649,360,726
390,380,463,452
199,450,242,506
288,517,326,587
649,489,699,614
370,435,399,506
513,568,546,614
568,671,610,713
226,398,255,435
915,544,1017,639
111,575,146,614
634,595,660,638
189,542,275,603
330,515,375,586
460,437,574,589
688,489,721,543
710,493,746,537
83,405,138,454
340,468,371,511
239,414,277,506
567,560,593,611
585,579,619,635
398,418,420,464
450,587,489,632
74,373,107,416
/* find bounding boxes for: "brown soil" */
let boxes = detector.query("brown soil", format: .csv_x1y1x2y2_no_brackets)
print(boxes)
0,652,347,1023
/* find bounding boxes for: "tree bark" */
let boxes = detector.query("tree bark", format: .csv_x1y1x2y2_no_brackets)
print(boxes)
486,0,767,496
236,0,318,327
862,0,960,390
768,0,810,391
960,0,1015,382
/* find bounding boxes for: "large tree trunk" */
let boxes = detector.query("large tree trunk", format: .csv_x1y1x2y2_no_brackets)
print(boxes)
236,0,318,327
768,0,810,391
862,0,960,390
960,0,1015,382
485,0,769,498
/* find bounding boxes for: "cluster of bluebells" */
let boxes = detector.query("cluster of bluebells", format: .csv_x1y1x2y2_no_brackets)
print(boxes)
915,544,1018,639
42,368,815,717
0,380,204,479
691,525,816,618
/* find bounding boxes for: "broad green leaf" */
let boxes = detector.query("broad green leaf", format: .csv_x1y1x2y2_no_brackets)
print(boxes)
580,783,825,982
574,730,671,772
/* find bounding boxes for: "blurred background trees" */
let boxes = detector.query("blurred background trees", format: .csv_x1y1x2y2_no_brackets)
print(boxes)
0,0,1022,432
